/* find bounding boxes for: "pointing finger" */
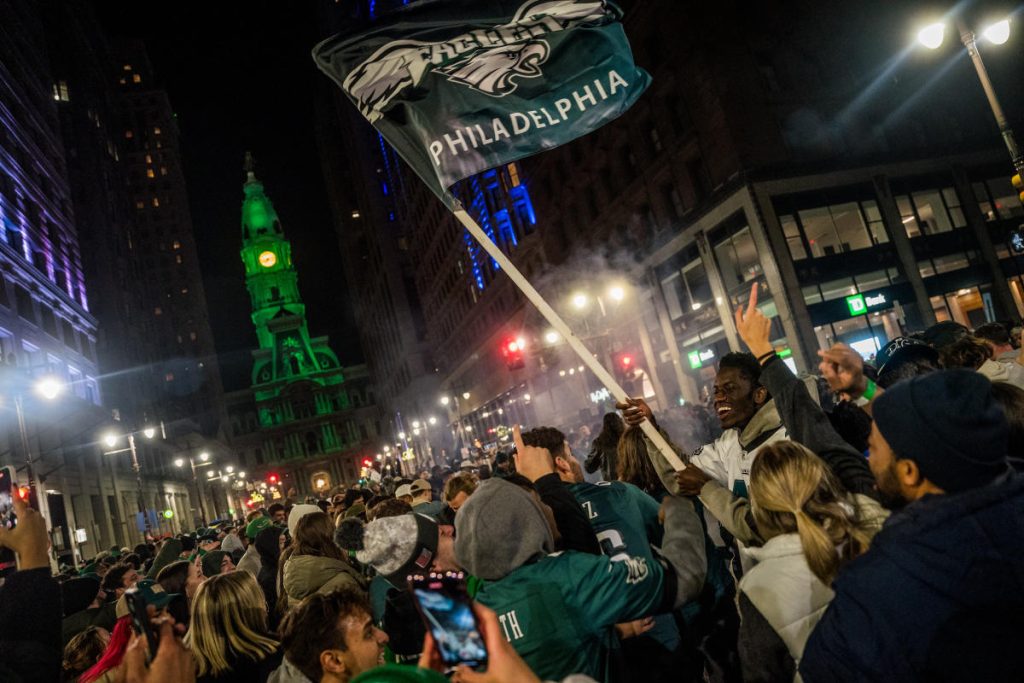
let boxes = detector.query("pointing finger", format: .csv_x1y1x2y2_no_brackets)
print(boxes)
746,282,759,318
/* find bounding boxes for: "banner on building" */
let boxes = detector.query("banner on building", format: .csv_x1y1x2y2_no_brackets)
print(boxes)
313,0,650,204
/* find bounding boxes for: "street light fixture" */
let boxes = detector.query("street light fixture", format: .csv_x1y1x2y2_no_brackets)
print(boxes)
207,471,215,478
608,285,625,302
983,19,1011,45
398,431,407,440
440,396,450,406
174,458,185,467
917,22,946,49
103,432,118,449
544,329,560,344
225,465,234,474
34,376,63,401
571,292,588,310
199,451,210,462
428,416,437,425
142,426,156,439
462,392,470,400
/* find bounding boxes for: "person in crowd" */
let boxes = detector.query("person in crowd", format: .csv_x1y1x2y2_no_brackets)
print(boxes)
990,381,1024,472
271,587,389,683
517,427,601,554
239,515,274,576
940,335,1024,389
155,556,205,602
492,449,515,477
366,497,411,522
738,440,882,682
201,550,236,577
184,571,282,682
255,524,286,630
442,472,477,513
801,352,1024,682
0,494,62,683
617,426,670,500
919,319,969,353
428,465,446,499
61,576,116,645
146,536,185,580
452,426,707,682
62,626,110,682
394,484,414,504
408,479,445,518
974,321,1020,362
584,412,625,481
79,617,133,683
101,563,140,600
288,503,322,538
872,336,939,389
280,512,367,614
269,503,288,526
629,284,876,548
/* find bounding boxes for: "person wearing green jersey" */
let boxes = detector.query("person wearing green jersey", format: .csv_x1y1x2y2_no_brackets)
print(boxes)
453,425,707,683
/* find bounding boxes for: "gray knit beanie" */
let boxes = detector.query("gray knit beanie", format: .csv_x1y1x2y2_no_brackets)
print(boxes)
454,478,554,581
357,513,439,585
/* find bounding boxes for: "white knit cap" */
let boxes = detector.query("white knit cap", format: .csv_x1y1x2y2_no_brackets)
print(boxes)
287,504,320,537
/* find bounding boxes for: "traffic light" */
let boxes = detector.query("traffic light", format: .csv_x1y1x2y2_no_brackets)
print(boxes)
1013,174,1024,204
267,473,279,486
618,353,634,370
502,337,526,370
362,457,372,468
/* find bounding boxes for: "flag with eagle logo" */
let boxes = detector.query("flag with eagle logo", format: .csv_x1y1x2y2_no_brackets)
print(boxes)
313,0,650,204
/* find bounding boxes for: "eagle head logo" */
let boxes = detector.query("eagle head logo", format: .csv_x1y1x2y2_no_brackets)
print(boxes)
437,41,550,97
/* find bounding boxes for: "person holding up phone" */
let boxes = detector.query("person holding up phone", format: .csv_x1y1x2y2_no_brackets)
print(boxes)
0,491,62,683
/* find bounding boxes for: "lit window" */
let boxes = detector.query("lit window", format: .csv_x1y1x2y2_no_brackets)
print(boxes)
181,287,189,294
146,168,155,179
135,200,144,209
153,127,162,136
123,64,132,71
508,163,521,187
189,331,197,341
118,78,126,85
145,154,152,163
154,307,162,315
172,240,180,249
132,74,141,84
175,254,183,264
52,84,60,100
165,372,174,382
155,141,162,149
152,197,160,207
125,130,133,139
160,166,167,176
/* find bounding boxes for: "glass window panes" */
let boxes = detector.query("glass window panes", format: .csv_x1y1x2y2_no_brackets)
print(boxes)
863,200,889,244
781,214,807,260
682,259,712,310
974,181,996,221
942,187,966,228
918,260,936,278
714,226,761,292
802,285,823,304
661,272,684,319
933,252,970,274
855,270,889,291
897,196,921,238
910,189,954,234
986,178,1024,220
820,277,856,301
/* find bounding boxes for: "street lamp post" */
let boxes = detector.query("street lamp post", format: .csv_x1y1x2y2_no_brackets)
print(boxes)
175,450,212,526
102,427,160,540
919,17,1023,176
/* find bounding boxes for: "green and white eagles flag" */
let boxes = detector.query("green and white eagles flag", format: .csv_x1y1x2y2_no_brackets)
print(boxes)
313,0,650,204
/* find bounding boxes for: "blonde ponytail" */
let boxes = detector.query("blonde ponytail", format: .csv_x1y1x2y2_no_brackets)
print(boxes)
750,441,873,585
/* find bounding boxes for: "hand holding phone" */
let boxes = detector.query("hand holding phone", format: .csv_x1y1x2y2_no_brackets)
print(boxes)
0,471,48,572
410,571,487,670
126,588,161,663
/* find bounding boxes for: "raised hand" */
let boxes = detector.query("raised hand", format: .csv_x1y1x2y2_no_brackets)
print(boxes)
0,492,50,570
817,343,868,399
734,282,773,359
615,397,653,427
512,424,555,483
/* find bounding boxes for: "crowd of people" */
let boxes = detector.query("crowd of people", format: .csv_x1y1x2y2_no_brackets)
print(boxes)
1,283,1022,682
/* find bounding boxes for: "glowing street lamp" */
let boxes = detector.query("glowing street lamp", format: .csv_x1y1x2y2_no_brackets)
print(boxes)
34,376,63,401
103,432,119,449
142,426,156,439
174,458,185,468
440,396,450,406
544,329,560,344
199,451,210,462
608,285,626,302
428,416,437,425
917,22,946,49
983,19,1010,45
571,292,588,310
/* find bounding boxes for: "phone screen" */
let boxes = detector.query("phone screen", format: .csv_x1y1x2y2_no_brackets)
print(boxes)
0,467,17,577
125,588,159,662
411,572,487,668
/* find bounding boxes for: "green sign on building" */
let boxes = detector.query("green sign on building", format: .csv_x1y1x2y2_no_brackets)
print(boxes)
688,351,702,369
846,294,867,316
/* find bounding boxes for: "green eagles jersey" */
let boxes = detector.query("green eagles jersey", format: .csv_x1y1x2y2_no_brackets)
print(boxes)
474,550,666,682
569,481,663,562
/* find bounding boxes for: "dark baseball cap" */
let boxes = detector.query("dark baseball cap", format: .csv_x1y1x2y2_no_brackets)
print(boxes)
875,336,940,375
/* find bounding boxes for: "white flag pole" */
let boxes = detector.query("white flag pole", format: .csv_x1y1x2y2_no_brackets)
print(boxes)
451,206,687,472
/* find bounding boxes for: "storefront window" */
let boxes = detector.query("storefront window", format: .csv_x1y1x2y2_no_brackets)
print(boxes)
815,310,903,360
660,257,713,320
781,215,807,260
931,287,991,327
918,251,976,278
819,277,857,302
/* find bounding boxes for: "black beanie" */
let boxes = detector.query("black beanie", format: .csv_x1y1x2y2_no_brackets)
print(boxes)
61,576,100,617
873,369,1009,493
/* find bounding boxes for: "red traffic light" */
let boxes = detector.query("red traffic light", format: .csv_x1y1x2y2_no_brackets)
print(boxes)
620,354,633,368
502,336,526,370
17,486,30,501
362,457,372,468
267,474,279,485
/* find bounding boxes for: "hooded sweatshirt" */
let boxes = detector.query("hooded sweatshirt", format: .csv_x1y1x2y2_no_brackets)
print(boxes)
281,554,367,602
455,478,706,683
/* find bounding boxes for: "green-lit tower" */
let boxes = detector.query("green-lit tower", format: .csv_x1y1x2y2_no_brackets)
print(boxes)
240,154,344,428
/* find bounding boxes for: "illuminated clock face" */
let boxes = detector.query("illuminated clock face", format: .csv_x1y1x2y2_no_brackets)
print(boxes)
258,250,277,268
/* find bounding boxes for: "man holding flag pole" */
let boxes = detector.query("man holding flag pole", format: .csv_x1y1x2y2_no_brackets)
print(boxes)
313,0,687,474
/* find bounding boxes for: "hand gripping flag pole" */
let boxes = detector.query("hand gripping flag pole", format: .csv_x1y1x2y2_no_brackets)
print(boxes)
314,0,686,471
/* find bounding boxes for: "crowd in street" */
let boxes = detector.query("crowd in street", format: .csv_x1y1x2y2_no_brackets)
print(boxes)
1,284,1022,682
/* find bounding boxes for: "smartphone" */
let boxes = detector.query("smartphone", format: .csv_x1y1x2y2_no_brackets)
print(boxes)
0,467,17,577
125,587,159,663
410,571,487,669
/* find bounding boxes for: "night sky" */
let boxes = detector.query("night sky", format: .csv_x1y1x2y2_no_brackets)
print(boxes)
93,1,360,390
